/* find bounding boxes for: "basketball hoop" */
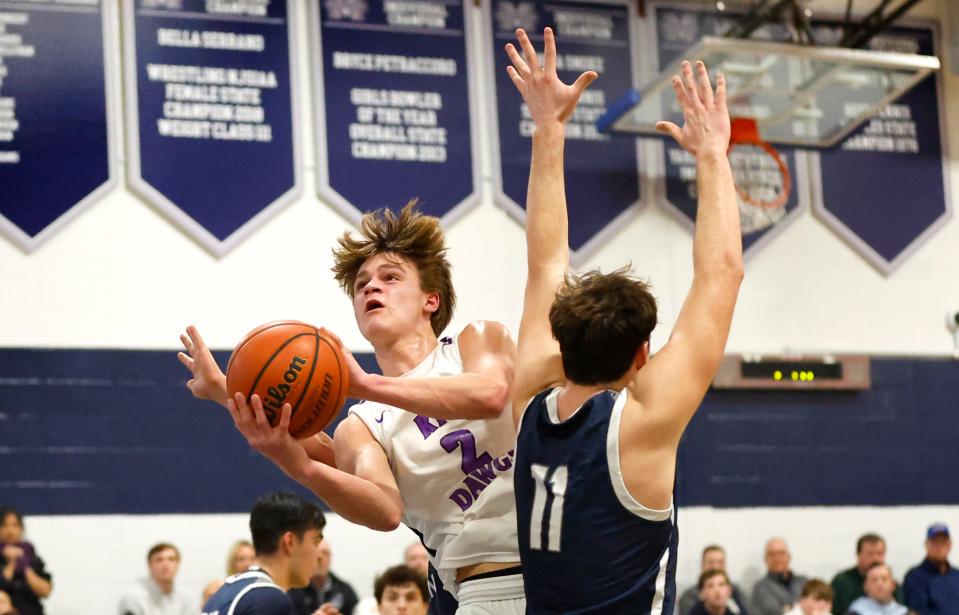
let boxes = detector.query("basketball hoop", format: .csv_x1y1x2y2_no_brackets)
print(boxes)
728,117,792,210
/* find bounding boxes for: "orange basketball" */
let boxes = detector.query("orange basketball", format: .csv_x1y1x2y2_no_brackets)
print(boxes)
226,320,349,439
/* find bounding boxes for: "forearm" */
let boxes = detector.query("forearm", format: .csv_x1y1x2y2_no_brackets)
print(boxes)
527,122,570,272
1,563,13,583
288,460,401,531
359,372,507,420
24,567,52,598
692,151,742,278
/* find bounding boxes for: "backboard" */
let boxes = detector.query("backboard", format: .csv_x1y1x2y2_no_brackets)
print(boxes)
597,36,940,148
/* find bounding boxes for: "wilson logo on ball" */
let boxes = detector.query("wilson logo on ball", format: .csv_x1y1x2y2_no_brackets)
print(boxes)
262,355,308,419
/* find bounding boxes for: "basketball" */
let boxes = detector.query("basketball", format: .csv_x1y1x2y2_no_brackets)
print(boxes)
225,320,350,439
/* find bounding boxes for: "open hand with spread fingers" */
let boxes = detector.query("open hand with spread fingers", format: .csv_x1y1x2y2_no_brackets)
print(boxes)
178,325,229,407
655,60,730,158
504,27,598,128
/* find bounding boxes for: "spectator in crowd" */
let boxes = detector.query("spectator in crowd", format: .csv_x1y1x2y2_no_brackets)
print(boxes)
679,545,750,615
202,540,256,603
289,539,358,615
831,533,903,614
848,563,907,615
402,544,429,577
118,543,195,615
0,507,51,615
0,589,18,615
903,523,959,615
783,580,833,615
753,538,808,615
691,570,735,615
374,566,427,615
203,491,326,615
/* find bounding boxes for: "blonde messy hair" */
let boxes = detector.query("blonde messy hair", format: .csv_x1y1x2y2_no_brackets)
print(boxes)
332,200,455,336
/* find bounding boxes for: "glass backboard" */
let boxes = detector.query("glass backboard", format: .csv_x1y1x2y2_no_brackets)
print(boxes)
598,36,940,148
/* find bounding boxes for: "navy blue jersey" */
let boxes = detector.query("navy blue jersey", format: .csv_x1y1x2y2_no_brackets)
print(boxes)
515,388,678,615
202,567,293,615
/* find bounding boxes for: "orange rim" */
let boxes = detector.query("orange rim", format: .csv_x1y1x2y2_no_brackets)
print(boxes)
728,117,792,210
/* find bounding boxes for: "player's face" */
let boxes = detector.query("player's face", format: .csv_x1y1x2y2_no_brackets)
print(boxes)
0,514,22,543
231,544,255,574
699,575,731,608
353,253,438,344
148,548,180,584
378,582,428,615
864,566,894,602
289,528,323,588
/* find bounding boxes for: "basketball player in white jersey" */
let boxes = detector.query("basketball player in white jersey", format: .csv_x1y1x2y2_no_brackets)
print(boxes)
504,29,742,613
178,205,524,615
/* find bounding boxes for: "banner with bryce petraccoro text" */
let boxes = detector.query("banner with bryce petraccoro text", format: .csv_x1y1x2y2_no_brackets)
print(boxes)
0,0,117,252
312,0,481,225
124,0,300,256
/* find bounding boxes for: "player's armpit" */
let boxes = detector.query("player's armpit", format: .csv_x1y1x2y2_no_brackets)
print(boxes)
627,272,741,443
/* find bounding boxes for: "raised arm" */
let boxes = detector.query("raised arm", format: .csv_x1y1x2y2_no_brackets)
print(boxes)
228,394,403,531
628,61,743,443
329,322,515,421
504,27,597,425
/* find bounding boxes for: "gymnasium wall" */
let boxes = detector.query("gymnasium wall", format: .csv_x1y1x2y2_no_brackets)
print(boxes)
1,0,957,613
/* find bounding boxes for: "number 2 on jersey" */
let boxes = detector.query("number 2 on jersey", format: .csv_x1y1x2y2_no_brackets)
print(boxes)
529,464,568,552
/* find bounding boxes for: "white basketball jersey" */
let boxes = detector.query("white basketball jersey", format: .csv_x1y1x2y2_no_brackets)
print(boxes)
348,335,520,597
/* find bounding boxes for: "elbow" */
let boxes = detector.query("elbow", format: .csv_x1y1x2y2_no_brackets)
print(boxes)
479,380,510,419
376,509,402,532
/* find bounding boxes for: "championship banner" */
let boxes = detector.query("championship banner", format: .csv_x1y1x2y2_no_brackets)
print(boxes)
311,0,479,225
488,0,643,263
0,0,116,252
124,0,300,256
652,4,808,260
810,22,950,275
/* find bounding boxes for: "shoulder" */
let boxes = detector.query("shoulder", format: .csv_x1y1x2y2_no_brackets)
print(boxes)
233,583,292,614
456,321,514,351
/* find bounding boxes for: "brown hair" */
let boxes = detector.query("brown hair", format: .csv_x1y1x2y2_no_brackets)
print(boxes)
800,579,834,601
549,267,657,385
374,565,428,604
698,569,730,590
147,543,180,563
332,201,455,336
856,533,885,554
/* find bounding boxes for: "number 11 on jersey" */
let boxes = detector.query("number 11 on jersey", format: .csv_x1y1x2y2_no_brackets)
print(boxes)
529,464,569,553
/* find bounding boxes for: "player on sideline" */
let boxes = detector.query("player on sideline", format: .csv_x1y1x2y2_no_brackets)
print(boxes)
504,28,742,614
203,491,325,615
179,205,523,615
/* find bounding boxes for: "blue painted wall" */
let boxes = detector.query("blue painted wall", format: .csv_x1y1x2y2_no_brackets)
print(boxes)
0,350,955,514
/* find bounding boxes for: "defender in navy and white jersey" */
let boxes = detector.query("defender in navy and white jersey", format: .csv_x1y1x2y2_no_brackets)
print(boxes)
503,29,742,614
203,492,325,615
514,388,678,613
